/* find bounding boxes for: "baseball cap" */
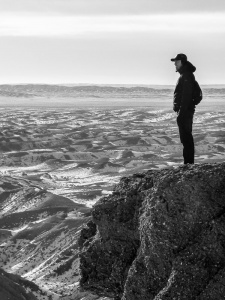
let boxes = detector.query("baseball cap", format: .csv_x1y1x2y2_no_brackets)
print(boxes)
171,53,187,62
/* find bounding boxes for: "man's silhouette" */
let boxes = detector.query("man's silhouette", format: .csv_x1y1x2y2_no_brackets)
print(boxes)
171,53,196,164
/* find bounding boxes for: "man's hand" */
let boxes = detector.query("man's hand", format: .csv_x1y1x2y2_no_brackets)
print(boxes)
173,104,179,112
177,111,185,123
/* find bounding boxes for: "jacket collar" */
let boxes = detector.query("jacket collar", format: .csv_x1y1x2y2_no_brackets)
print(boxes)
178,65,186,74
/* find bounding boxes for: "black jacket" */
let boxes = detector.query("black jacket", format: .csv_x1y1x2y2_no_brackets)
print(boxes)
173,61,196,115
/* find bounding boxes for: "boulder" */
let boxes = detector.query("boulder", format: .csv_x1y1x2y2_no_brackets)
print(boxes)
79,163,225,299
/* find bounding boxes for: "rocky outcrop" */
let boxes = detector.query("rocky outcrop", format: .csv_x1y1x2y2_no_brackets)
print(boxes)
0,268,39,300
79,163,225,299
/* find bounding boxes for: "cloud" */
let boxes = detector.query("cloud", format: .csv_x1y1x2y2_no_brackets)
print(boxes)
1,0,225,15
0,13,225,37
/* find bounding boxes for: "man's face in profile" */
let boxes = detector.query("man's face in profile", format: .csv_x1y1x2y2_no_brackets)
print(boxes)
174,60,182,72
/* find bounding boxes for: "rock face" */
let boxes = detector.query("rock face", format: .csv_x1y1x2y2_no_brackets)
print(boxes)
0,268,39,300
79,163,225,299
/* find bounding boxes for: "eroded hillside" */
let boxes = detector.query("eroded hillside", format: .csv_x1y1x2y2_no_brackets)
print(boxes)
0,175,111,299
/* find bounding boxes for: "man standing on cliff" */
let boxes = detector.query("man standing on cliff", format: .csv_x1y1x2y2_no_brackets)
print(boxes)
171,53,196,164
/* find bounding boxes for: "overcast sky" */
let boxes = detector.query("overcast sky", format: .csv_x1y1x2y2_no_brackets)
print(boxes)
0,0,224,85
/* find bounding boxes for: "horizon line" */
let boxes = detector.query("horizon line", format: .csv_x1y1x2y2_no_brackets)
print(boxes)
0,82,225,86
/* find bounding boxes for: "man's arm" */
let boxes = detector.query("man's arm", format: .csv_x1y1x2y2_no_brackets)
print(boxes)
178,74,193,117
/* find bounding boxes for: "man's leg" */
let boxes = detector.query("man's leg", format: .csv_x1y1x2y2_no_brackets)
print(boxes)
177,112,194,164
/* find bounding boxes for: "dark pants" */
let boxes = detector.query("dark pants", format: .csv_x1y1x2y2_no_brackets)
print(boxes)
177,111,194,164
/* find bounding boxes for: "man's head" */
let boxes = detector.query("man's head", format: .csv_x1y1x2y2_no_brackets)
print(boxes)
171,53,187,72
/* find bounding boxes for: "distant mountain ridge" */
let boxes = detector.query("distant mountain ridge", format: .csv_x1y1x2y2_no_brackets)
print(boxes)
0,84,224,99
0,84,173,98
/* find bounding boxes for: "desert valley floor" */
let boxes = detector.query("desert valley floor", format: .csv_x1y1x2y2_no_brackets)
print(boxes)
0,94,225,299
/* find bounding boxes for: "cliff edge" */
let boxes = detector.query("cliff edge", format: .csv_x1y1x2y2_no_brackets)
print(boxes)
79,163,225,300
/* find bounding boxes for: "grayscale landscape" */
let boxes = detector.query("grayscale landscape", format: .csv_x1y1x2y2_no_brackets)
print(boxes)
0,84,225,299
